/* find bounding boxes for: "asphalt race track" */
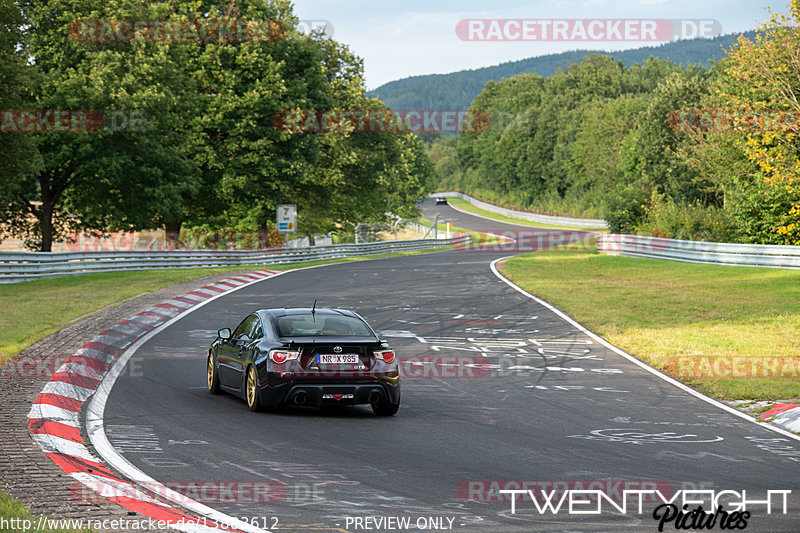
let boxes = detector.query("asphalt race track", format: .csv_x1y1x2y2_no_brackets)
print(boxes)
102,201,800,532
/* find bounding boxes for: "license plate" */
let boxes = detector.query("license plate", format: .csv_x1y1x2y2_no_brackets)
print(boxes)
317,354,359,364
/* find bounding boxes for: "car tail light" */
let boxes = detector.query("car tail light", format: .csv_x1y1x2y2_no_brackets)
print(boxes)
373,350,396,364
270,350,300,364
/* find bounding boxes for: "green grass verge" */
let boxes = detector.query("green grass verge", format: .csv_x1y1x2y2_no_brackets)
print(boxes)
500,250,800,401
0,493,92,532
1,266,259,366
445,197,609,232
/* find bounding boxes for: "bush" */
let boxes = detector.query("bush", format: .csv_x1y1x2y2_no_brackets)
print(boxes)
637,191,737,242
724,175,798,244
605,184,648,233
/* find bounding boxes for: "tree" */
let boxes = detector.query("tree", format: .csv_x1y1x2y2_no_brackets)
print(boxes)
619,68,713,205
445,54,677,214
718,1,800,243
2,0,430,250
570,95,649,203
0,0,42,245
1,0,199,250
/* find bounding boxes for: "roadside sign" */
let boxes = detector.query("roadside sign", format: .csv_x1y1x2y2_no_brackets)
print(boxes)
277,204,296,233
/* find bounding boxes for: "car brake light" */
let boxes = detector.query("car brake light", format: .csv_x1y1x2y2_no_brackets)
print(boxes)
270,350,300,364
373,350,395,364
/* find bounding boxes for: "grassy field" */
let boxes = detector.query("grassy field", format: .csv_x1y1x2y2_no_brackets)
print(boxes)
1,266,265,366
500,250,800,400
445,197,609,232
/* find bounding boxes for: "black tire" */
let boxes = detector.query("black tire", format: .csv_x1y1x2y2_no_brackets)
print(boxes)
372,398,400,416
245,365,264,412
207,353,221,395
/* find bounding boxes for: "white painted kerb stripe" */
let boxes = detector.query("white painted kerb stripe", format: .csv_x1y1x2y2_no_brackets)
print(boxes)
28,403,80,426
773,409,800,433
74,347,115,362
41,380,95,401
31,434,95,461
57,362,105,380
109,323,147,336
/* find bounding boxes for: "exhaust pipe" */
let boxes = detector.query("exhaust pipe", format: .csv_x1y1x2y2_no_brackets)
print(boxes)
293,392,307,405
368,391,381,405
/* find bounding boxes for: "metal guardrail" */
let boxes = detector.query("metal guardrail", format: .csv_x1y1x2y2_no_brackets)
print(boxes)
0,236,471,283
432,192,609,229
599,234,800,269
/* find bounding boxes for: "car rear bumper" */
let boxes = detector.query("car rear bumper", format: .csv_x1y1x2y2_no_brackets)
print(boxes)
261,379,400,407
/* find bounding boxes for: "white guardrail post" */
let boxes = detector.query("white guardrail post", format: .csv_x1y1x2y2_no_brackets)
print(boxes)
0,236,471,283
598,233,800,270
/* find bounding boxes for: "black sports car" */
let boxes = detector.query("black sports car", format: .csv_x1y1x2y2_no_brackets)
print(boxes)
207,307,400,415
435,196,448,205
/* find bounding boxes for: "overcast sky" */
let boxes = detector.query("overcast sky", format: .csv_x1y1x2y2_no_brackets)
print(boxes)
290,0,783,90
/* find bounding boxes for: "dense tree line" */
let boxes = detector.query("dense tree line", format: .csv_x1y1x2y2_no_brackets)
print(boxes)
368,32,755,112
0,0,431,251
429,3,800,244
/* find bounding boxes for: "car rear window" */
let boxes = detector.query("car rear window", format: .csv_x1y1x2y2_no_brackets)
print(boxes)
275,314,373,337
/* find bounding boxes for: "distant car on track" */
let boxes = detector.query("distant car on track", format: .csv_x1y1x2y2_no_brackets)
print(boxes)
207,307,400,415
435,197,448,205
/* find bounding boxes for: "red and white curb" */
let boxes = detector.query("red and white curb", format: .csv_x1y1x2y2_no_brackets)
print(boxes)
28,271,281,533
759,404,800,433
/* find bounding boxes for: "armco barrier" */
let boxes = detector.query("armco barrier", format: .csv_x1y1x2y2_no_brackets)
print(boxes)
432,192,608,229
599,234,800,269
0,236,470,283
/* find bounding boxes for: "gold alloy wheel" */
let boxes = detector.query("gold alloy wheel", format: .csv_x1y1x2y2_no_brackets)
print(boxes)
247,366,257,407
207,356,214,390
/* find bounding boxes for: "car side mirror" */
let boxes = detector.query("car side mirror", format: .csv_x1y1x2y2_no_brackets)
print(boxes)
218,328,231,339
